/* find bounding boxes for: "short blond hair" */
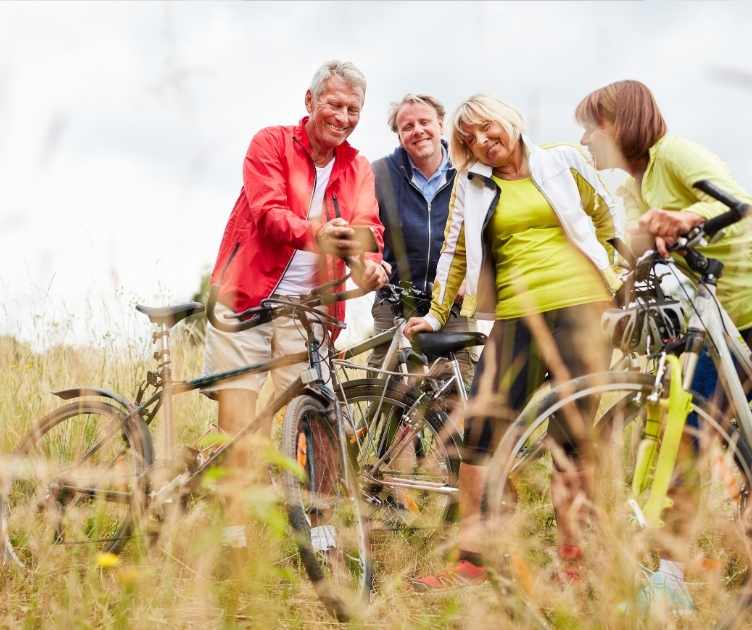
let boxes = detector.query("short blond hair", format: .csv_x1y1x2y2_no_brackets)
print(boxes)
449,95,527,171
387,93,446,133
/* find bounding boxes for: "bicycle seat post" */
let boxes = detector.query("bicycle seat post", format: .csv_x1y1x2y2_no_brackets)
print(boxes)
449,354,468,403
153,322,175,464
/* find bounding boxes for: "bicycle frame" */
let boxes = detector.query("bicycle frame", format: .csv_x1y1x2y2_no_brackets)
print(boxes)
343,344,468,497
332,301,469,498
164,317,336,492
681,281,752,445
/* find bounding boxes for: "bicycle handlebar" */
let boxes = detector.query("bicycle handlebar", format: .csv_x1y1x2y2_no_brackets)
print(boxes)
622,181,750,292
692,179,751,239
206,280,369,334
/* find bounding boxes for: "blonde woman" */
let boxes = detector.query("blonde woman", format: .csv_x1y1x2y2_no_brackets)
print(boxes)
405,95,623,588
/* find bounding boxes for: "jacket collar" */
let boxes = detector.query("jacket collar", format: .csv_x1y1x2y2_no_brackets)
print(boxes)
293,116,359,165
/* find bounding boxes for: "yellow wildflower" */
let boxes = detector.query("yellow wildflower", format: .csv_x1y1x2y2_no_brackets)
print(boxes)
96,552,121,569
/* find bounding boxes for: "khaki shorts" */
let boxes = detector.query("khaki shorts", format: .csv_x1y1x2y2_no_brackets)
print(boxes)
201,301,327,397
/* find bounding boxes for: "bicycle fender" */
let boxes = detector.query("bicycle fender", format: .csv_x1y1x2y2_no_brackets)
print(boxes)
300,385,334,406
52,387,138,414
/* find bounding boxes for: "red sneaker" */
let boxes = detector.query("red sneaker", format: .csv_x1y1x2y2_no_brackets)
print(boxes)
412,560,487,591
555,544,583,585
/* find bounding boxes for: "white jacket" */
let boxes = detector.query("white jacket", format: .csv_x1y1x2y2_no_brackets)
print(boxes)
425,136,624,330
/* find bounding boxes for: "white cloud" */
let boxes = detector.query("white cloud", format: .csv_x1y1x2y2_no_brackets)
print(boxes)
0,1,750,349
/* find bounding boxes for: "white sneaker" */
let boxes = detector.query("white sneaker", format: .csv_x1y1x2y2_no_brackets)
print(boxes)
221,525,248,549
310,525,337,552
638,559,695,616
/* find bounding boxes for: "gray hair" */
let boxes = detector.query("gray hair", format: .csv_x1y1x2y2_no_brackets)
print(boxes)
309,60,367,101
387,93,446,133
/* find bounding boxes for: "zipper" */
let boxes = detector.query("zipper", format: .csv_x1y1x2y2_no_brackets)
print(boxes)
477,179,501,306
423,176,454,293
424,199,432,293
405,175,430,291
219,242,241,282
403,167,454,294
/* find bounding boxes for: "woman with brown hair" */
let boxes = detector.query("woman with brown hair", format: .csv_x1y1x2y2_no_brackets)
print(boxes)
576,79,752,612
576,80,752,336
405,94,623,589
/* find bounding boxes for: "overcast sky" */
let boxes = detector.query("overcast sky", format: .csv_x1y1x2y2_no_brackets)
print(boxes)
1,1,751,349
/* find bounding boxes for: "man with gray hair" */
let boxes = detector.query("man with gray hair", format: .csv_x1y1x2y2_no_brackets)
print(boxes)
369,93,477,381
203,61,387,545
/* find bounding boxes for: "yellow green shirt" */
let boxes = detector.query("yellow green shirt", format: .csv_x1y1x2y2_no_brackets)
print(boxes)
618,135,752,331
489,175,611,319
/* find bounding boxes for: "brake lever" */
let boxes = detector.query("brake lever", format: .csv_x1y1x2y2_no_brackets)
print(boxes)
226,305,267,321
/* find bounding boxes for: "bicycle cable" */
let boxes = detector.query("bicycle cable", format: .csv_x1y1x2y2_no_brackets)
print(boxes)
667,262,720,357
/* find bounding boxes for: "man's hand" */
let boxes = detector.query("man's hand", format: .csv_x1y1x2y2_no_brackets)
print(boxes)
634,208,704,257
403,317,434,339
351,258,388,291
316,218,362,257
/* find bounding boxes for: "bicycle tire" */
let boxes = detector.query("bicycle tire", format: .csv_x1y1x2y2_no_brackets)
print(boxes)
1,399,153,568
336,378,462,528
486,371,752,619
281,394,372,622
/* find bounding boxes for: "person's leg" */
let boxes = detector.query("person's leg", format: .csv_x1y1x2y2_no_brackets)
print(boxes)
202,303,272,446
688,326,752,425
367,297,396,371
456,462,487,560
217,390,258,468
270,308,329,399
542,302,611,569
463,316,547,548
442,315,479,391
201,307,273,547
413,318,543,590
412,325,503,588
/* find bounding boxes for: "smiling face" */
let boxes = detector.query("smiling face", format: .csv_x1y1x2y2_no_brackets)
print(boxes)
579,118,624,170
459,120,518,168
305,75,364,151
395,101,443,164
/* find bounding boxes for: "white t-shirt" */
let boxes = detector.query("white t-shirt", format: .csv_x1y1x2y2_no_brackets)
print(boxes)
276,159,335,295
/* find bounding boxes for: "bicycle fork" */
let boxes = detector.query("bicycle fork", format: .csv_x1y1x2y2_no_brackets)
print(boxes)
629,354,693,529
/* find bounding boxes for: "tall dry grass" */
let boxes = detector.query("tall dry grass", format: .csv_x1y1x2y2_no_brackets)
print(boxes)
1,321,752,629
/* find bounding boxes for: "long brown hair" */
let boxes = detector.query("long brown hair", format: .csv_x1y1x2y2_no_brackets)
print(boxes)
575,80,667,174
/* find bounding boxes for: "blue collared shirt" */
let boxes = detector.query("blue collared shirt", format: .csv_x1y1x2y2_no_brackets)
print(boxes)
408,145,451,203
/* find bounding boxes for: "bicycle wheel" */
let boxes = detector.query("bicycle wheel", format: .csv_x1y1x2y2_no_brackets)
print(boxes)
1,400,153,568
281,394,372,622
337,378,462,529
486,372,752,620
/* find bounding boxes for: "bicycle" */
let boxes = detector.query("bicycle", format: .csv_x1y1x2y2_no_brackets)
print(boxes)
0,269,378,621
0,269,484,620
333,283,485,530
484,180,752,618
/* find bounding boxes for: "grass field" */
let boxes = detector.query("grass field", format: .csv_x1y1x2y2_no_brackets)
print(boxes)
2,329,752,629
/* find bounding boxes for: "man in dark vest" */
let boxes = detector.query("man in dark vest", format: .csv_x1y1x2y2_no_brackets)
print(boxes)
369,93,477,382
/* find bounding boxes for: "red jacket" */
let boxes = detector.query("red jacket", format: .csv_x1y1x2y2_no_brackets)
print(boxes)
211,117,384,327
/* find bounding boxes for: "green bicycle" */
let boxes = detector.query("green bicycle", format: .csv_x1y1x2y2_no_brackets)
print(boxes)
485,180,752,619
